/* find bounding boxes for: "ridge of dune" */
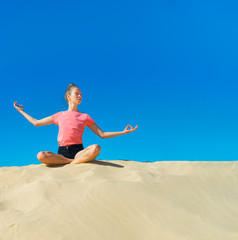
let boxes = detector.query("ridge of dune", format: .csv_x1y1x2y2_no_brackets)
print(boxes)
0,160,238,240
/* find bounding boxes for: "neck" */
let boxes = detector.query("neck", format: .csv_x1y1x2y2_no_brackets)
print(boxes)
68,102,79,111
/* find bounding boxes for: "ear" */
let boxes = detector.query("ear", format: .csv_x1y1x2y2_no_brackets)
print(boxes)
67,94,71,102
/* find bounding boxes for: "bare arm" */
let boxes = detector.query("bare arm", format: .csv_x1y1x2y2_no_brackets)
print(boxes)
14,101,54,127
88,123,138,139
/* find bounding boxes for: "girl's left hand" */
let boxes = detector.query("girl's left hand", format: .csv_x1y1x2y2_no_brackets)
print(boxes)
124,125,138,133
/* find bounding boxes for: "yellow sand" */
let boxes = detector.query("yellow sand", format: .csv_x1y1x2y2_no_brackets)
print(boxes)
0,160,238,240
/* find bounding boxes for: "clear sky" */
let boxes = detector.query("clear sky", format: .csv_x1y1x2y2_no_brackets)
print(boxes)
1,0,238,166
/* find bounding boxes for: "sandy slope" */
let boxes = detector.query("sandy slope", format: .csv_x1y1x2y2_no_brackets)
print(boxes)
0,160,238,240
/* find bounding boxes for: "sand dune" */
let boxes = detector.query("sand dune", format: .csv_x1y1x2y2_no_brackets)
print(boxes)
0,160,238,240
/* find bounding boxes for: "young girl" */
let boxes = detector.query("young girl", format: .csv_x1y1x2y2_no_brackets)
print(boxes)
14,84,138,165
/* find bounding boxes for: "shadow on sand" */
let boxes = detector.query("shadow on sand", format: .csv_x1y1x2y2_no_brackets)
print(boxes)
91,160,124,168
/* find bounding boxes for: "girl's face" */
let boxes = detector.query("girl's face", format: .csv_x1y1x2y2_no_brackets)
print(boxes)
68,87,82,104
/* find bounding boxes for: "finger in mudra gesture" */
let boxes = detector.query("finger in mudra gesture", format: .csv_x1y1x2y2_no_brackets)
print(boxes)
124,125,138,133
14,101,24,112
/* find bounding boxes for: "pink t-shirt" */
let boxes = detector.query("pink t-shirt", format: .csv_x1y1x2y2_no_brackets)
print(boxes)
51,111,95,146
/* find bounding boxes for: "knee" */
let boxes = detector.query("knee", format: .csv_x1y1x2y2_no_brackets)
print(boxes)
90,144,101,156
37,151,48,162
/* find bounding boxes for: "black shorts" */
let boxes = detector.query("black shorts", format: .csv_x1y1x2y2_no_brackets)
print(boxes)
58,144,84,159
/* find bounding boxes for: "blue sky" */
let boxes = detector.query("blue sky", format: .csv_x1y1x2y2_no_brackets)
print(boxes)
1,0,238,166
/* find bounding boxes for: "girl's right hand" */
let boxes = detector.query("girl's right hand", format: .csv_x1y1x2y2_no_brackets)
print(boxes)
14,101,24,112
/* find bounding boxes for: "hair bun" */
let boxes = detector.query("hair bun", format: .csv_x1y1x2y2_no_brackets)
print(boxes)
68,83,75,87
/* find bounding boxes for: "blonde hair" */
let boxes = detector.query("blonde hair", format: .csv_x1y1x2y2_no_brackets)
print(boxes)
64,83,78,103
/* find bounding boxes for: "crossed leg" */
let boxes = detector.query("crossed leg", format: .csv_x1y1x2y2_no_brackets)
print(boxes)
71,144,101,164
37,144,101,166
